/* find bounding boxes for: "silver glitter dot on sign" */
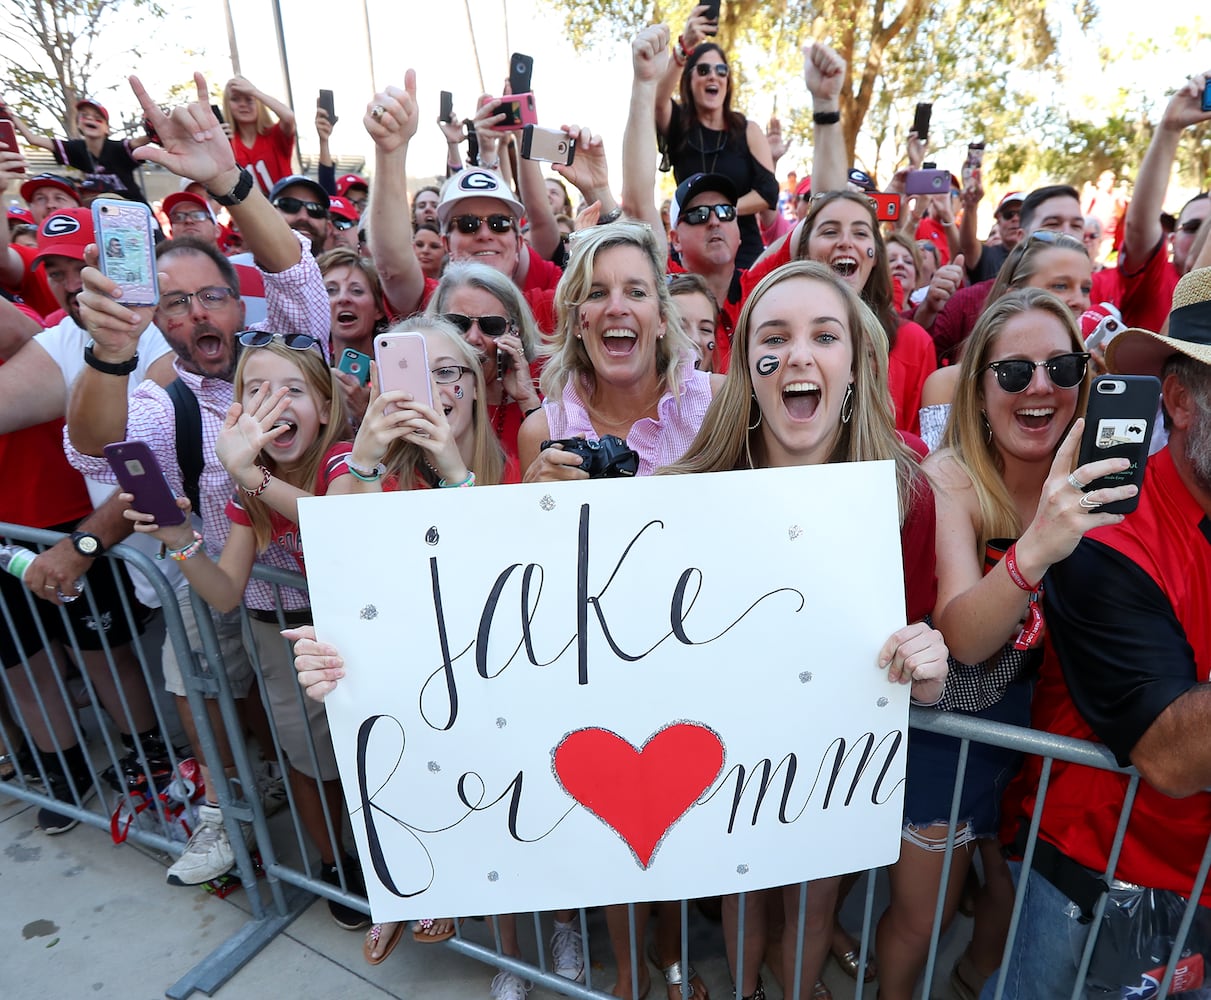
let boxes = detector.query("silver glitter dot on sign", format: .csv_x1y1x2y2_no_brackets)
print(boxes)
540,494,555,511
487,871,499,882
425,526,439,545
359,605,378,620
788,525,802,541
427,761,441,773
799,671,812,683
736,864,749,875
877,697,889,707
496,717,507,729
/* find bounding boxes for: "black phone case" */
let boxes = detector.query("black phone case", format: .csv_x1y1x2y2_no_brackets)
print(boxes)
1077,375,1161,515
509,53,533,96
912,102,932,141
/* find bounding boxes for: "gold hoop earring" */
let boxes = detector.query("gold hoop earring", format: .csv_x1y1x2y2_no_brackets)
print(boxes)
840,383,855,424
748,394,763,431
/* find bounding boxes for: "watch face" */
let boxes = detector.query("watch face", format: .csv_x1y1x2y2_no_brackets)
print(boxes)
75,534,100,555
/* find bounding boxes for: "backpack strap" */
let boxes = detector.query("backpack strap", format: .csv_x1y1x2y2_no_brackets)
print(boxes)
165,378,203,518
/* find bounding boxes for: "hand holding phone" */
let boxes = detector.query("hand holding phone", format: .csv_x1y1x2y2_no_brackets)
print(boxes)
520,125,575,165
374,331,433,410
439,91,454,125
337,348,371,386
105,441,187,527
1076,375,1162,514
318,89,337,125
911,102,933,143
93,199,159,306
0,118,22,171
495,93,538,131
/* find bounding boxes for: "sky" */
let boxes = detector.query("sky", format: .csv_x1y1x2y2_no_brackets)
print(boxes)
6,0,1208,211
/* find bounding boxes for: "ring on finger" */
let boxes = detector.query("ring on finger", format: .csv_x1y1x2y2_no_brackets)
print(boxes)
43,584,56,590
1067,473,1086,491
1079,493,1102,510
371,104,385,122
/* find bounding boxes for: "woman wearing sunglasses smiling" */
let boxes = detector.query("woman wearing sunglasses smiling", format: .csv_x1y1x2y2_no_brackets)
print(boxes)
876,288,1136,1000
654,5,778,269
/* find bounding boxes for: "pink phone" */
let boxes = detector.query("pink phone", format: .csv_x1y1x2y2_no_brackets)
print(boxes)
374,331,433,409
104,441,187,526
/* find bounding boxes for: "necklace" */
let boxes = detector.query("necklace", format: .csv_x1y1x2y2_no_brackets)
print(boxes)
693,123,728,176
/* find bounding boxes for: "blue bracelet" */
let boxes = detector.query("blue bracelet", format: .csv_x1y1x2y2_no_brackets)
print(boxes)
438,471,475,488
347,461,385,482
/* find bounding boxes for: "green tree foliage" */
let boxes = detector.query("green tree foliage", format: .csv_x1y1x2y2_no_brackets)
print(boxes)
1,0,165,137
542,0,1098,172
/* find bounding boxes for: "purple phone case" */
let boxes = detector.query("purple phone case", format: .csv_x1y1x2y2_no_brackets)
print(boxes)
104,441,187,526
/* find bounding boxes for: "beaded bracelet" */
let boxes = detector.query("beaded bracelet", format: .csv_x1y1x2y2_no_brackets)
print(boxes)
242,465,272,497
438,471,476,488
347,460,385,483
167,531,205,562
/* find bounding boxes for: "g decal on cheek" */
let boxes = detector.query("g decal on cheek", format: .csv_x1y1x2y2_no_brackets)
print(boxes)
866,247,875,258
453,384,464,399
756,355,780,377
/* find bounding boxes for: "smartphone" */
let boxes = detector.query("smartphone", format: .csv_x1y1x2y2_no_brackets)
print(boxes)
520,124,575,165
1202,80,1211,113
911,102,933,142
374,331,433,410
318,89,337,125
1083,313,1124,353
439,91,454,125
496,348,513,383
496,92,538,131
702,0,722,22
0,118,21,171
210,103,225,126
1076,374,1162,514
104,441,187,526
905,168,950,195
961,142,985,193
509,53,534,97
869,192,901,223
337,348,371,386
93,199,159,306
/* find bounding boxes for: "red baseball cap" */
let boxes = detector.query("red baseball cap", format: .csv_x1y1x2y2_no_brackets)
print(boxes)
7,205,35,224
328,195,359,223
336,173,368,197
32,208,95,267
76,98,109,122
162,191,215,221
19,173,81,205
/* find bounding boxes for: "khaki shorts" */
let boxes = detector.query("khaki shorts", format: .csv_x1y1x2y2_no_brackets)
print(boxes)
160,588,255,699
248,617,339,782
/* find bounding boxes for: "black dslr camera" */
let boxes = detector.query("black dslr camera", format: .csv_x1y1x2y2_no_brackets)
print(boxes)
540,435,639,478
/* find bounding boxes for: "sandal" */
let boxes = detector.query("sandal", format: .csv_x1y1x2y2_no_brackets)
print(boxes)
813,981,833,1000
412,917,460,943
0,752,15,782
648,945,708,1000
830,927,876,983
363,921,405,965
737,976,765,1000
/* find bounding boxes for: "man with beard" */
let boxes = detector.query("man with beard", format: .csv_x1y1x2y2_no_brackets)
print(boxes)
991,267,1211,998
268,174,330,257
64,73,335,894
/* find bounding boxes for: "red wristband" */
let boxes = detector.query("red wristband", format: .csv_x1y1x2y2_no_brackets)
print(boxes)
1004,542,1039,592
1005,543,1045,650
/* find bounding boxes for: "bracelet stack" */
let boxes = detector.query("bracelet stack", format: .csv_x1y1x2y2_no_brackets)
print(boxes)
347,460,386,483
167,531,205,562
438,471,476,488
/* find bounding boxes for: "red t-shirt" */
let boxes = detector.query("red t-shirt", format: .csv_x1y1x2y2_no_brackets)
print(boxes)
1093,235,1179,334
231,122,294,195
224,443,352,574
4,243,58,320
914,217,951,266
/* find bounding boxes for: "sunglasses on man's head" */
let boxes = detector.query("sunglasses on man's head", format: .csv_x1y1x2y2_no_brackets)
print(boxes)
985,352,1090,393
238,330,324,355
1179,219,1204,234
447,214,515,235
442,313,510,337
272,197,328,219
332,218,356,231
694,62,729,78
680,203,737,226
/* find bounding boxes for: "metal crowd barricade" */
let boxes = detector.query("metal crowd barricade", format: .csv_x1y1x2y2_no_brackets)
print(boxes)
3,525,1209,999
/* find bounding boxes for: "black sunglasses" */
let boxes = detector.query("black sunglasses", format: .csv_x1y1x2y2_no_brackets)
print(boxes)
1179,219,1204,234
442,312,510,337
986,352,1090,393
332,218,356,231
272,196,328,219
693,62,729,78
680,203,737,226
238,330,324,355
448,213,515,235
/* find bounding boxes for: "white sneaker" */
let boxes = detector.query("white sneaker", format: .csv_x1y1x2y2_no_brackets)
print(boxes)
550,920,585,982
489,971,531,1000
166,804,235,885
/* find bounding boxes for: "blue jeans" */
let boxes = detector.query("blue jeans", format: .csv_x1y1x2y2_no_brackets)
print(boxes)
983,863,1211,1000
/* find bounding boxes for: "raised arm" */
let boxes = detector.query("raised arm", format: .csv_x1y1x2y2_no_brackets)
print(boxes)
1122,70,1211,271
552,125,617,218
805,42,847,196
5,107,54,152
656,5,715,134
229,76,296,140
958,168,985,272
365,74,425,314
622,24,672,256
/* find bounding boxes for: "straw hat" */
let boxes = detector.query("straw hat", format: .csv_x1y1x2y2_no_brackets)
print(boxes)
1107,266,1211,376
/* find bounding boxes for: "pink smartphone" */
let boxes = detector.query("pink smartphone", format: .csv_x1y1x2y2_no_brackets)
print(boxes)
104,441,187,526
374,331,433,409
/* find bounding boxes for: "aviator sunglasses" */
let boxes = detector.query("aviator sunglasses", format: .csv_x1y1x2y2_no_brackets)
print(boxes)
238,330,324,355
447,214,516,235
442,313,511,337
271,197,328,219
985,352,1090,393
694,62,729,78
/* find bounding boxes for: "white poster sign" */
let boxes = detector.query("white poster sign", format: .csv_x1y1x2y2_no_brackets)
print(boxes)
298,462,909,921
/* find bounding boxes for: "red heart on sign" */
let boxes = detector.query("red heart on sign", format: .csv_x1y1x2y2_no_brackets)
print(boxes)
552,723,725,869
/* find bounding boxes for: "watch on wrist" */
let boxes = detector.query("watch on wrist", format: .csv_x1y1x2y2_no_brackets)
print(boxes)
598,208,623,225
84,343,138,376
812,110,842,126
208,167,255,207
70,531,104,558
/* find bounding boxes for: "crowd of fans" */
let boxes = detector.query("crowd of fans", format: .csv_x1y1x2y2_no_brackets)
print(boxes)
3,7,1211,999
